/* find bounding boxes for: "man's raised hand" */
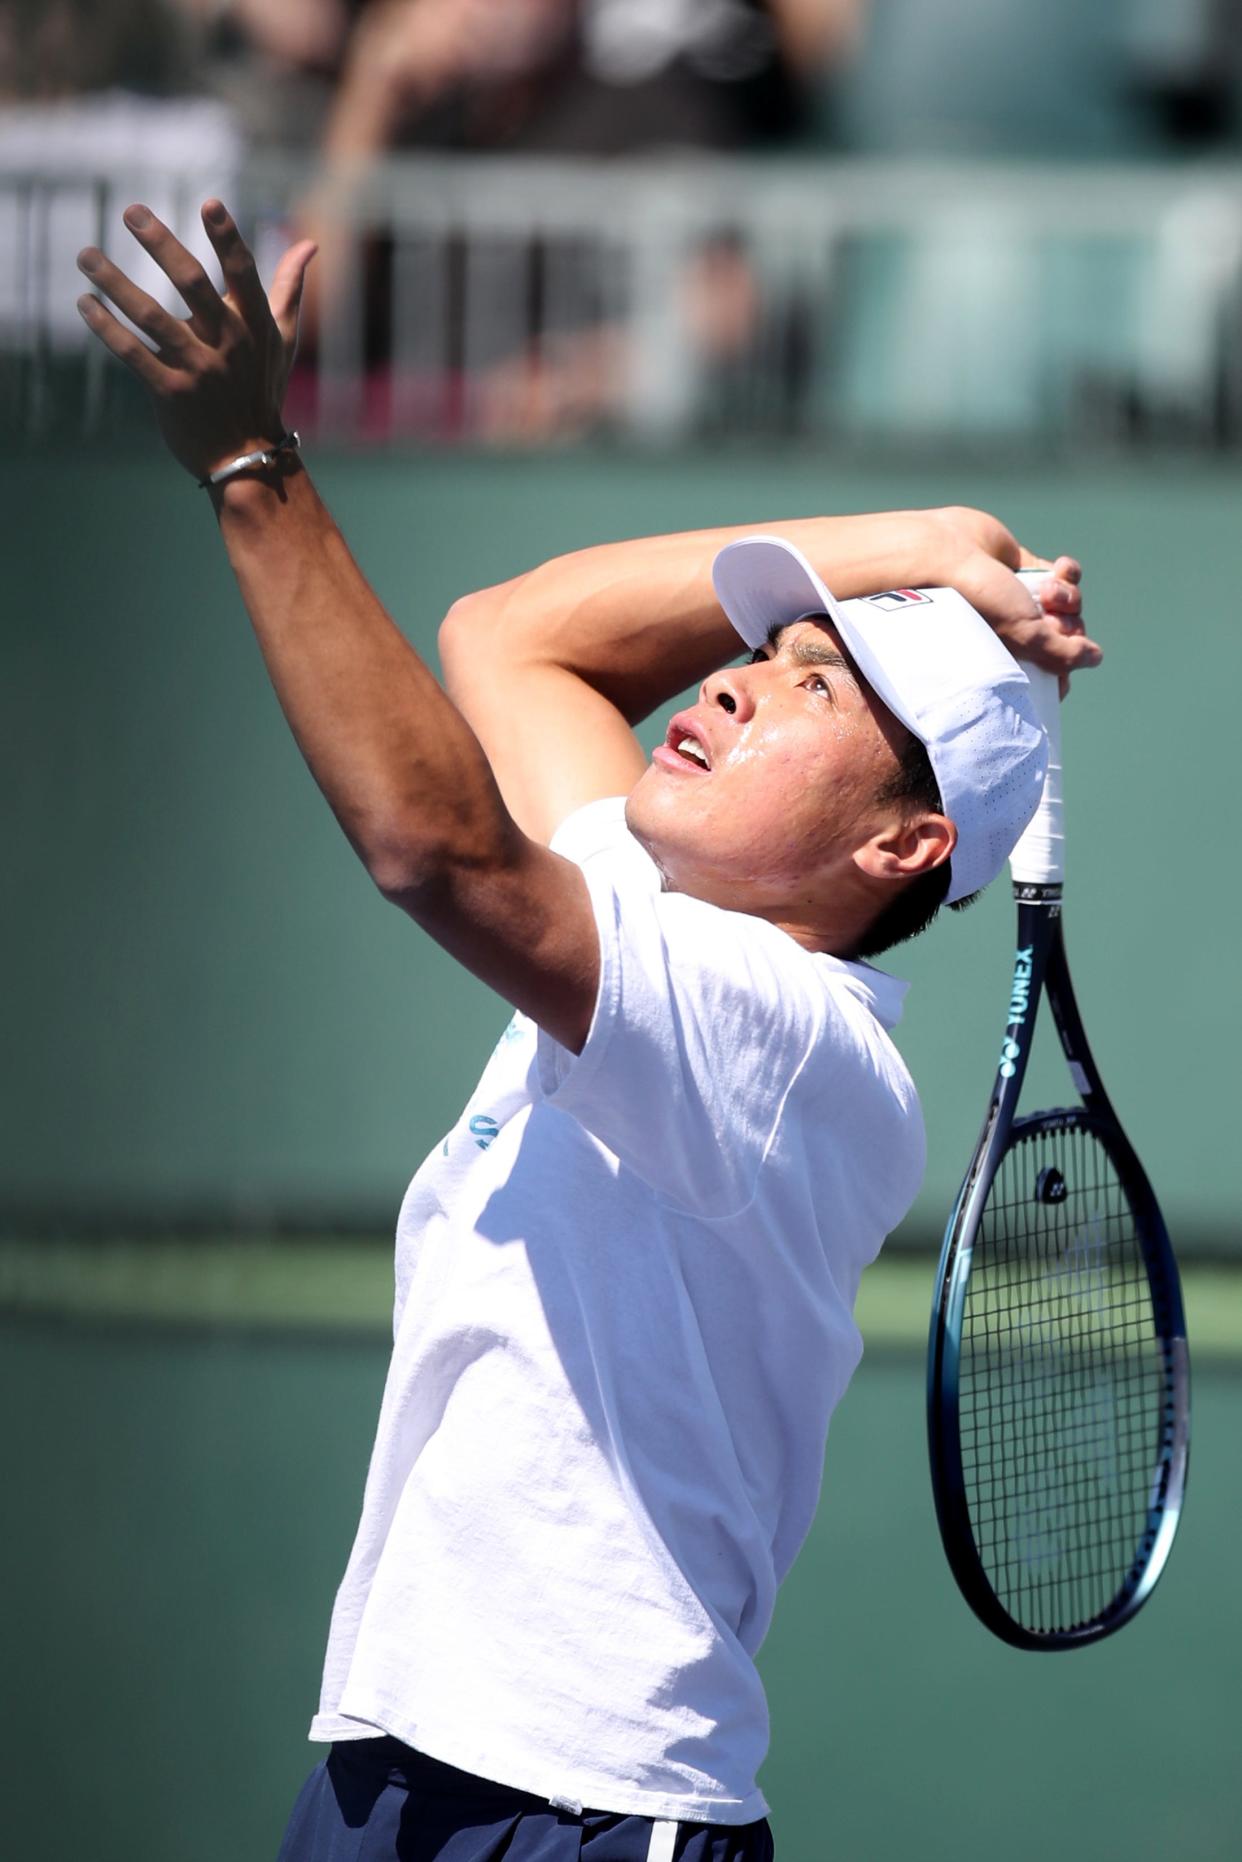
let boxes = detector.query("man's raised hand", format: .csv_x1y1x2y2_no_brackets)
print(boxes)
931,505,1101,696
76,201,316,483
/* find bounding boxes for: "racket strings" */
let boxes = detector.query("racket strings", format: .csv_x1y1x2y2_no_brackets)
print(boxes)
958,1121,1169,1636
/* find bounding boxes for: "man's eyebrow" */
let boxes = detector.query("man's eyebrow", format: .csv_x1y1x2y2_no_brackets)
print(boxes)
762,621,859,684
789,639,854,677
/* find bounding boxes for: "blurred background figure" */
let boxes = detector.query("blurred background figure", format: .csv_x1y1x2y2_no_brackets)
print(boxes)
0,0,237,365
0,0,192,101
289,1,865,438
295,0,865,169
290,0,580,374
7,0,1242,442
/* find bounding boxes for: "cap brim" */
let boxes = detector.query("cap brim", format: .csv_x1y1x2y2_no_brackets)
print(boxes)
712,535,848,650
712,535,921,742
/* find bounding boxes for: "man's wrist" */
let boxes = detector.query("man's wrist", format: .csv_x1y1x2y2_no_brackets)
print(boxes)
199,428,300,489
207,452,307,524
932,506,1022,581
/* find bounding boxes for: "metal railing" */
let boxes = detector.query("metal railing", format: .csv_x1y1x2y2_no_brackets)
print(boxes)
8,150,1242,448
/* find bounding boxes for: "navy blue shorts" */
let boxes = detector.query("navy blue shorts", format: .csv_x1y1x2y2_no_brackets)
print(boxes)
277,1739,775,1861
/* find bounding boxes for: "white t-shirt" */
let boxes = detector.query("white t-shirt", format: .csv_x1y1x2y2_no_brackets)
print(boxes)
310,797,925,1824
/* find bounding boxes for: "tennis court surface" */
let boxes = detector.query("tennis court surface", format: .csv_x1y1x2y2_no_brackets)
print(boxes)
3,1239,1239,1862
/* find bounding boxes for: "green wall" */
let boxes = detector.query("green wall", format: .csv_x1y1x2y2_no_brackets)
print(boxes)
4,448,1240,1248
5,443,1239,1857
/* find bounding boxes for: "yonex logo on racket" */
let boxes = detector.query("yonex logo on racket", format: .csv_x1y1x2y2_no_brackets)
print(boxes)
998,947,1035,1077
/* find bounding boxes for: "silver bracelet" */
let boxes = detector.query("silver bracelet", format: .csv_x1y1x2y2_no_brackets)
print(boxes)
199,430,301,489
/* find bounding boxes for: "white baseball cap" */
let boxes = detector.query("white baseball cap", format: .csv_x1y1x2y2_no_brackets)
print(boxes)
711,535,1048,904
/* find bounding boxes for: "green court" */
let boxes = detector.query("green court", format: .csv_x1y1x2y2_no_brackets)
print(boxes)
2,1249,1239,1862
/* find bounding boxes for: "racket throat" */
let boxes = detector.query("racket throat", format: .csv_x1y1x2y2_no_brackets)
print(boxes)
990,898,1059,1118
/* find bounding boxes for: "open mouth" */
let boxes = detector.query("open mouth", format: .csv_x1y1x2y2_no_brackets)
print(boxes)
661,716,712,771
672,734,710,769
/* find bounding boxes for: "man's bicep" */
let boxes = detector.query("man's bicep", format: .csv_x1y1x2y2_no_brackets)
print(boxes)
440,601,647,846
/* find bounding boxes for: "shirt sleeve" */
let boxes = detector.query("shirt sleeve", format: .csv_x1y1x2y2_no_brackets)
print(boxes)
535,802,849,1218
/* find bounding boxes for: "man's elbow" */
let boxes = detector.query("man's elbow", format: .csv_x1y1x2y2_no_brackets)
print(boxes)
364,812,524,915
438,576,529,694
356,819,436,905
438,593,483,699
439,588,490,650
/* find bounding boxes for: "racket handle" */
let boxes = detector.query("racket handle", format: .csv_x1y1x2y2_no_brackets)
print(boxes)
1008,571,1064,887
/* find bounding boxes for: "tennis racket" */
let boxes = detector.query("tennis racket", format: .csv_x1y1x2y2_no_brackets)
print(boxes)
927,606,1190,1650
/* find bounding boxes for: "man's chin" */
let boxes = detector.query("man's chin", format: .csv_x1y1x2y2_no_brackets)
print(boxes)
624,778,680,884
623,785,653,856
623,763,688,834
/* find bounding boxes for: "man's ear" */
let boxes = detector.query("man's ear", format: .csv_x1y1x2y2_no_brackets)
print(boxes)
853,813,956,884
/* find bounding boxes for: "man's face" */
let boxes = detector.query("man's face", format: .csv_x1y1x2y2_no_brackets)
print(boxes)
625,617,914,923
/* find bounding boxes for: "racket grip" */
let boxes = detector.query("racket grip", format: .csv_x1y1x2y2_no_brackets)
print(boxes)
1008,572,1064,887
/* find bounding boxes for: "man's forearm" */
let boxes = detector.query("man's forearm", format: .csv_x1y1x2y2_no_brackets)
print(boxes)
446,508,973,723
212,463,518,894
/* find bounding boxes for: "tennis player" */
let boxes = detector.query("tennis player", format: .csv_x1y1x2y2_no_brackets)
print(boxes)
76,203,1099,1862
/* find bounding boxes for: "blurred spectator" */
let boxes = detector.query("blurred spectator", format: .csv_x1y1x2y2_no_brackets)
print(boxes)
295,0,575,348
0,0,193,100
292,0,866,434
7,0,1242,450
171,0,355,149
524,0,866,152
188,0,351,76
302,1,865,174
0,2,238,353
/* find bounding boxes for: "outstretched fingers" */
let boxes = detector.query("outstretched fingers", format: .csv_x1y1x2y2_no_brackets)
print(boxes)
200,199,271,330
75,198,300,480
128,205,225,335
111,203,229,338
76,238,192,359
75,290,171,388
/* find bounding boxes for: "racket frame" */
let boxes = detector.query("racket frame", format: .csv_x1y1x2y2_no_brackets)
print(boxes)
927,882,1190,1650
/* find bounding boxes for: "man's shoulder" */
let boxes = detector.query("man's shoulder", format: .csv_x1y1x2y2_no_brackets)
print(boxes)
548,797,915,1092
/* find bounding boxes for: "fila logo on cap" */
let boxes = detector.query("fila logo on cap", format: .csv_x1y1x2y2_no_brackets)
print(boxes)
866,589,933,611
